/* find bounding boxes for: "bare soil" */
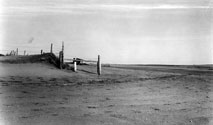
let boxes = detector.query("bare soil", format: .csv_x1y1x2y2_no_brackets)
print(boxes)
0,58,212,125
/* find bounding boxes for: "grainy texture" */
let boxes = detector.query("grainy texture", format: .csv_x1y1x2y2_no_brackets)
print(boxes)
0,57,212,125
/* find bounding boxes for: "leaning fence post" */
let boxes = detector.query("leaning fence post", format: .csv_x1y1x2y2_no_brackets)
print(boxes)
50,43,53,53
97,55,101,75
73,58,77,72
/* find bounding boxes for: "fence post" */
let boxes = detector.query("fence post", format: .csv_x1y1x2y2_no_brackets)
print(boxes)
16,48,18,55
24,50,26,55
97,55,101,75
41,50,43,55
59,51,62,69
50,43,53,53
62,41,64,64
73,58,77,72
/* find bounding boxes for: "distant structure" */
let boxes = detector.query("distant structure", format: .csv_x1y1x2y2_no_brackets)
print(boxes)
73,58,84,65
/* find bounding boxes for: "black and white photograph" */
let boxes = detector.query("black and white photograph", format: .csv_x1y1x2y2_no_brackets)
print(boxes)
0,0,212,124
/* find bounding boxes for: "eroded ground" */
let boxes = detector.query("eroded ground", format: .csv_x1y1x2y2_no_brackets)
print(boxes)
0,63,213,125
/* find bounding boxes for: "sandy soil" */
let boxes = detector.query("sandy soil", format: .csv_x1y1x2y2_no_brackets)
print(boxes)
0,62,213,125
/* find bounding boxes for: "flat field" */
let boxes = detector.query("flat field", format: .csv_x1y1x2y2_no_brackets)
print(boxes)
0,57,212,125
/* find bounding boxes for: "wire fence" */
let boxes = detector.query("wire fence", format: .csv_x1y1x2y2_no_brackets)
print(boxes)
1,43,99,63
0,42,102,75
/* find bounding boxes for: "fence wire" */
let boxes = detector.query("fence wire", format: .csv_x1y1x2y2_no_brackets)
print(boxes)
0,44,99,65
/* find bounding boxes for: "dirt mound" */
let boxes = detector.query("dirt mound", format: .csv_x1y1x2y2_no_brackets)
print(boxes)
0,53,60,68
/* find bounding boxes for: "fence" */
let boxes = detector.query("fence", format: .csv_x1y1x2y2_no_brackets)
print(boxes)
64,55,101,75
0,42,102,75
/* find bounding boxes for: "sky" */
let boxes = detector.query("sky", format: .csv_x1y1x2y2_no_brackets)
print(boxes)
0,0,212,64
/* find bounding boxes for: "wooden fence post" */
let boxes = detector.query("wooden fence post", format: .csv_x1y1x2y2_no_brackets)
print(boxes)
97,55,101,75
41,50,43,55
16,48,18,55
50,43,53,53
73,58,77,72
62,41,64,64
24,50,26,55
59,51,62,69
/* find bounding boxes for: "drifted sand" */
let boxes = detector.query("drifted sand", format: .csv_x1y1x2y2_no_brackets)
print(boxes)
0,62,213,125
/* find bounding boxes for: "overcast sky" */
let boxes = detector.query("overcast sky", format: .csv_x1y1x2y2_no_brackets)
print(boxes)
0,0,212,64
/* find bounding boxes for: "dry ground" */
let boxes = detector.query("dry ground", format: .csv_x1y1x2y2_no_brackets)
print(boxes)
0,60,213,125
